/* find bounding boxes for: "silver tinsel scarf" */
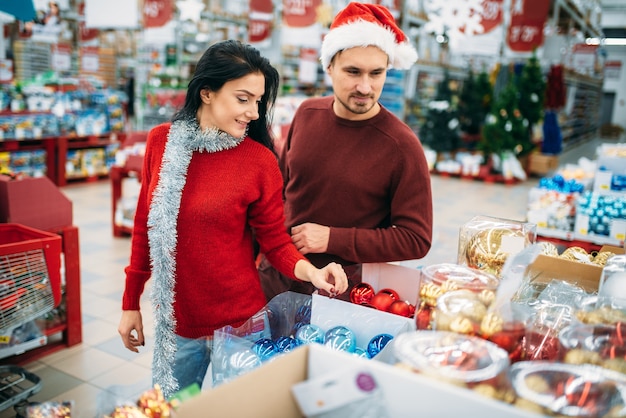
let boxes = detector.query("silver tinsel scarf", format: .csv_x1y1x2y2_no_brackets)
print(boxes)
147,118,244,397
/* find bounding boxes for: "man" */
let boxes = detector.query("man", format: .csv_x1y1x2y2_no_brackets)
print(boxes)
259,2,433,301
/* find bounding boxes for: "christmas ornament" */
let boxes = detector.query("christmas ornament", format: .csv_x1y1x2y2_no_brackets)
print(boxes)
228,349,262,378
275,336,300,353
252,338,279,362
295,324,324,344
388,300,415,317
295,303,312,323
324,333,357,353
352,347,369,358
367,334,394,358
370,292,396,311
350,282,375,305
465,227,526,276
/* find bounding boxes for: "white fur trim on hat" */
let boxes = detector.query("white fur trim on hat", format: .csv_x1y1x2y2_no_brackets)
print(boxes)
320,19,418,70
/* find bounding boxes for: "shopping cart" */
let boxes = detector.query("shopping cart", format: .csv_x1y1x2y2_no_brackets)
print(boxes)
0,223,63,413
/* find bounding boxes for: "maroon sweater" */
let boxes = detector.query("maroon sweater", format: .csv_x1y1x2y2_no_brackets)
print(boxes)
281,96,433,267
122,123,306,338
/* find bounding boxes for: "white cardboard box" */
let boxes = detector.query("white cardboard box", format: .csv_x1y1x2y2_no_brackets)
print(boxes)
176,344,539,418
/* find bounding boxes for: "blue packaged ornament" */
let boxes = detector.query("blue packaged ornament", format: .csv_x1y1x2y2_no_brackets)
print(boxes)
352,347,370,358
252,338,279,362
324,325,354,340
324,333,357,353
295,303,312,324
367,334,394,358
275,336,299,353
295,324,324,345
291,321,308,337
228,349,262,378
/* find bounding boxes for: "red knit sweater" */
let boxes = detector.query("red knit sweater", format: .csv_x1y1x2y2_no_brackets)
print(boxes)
281,96,433,267
122,123,306,338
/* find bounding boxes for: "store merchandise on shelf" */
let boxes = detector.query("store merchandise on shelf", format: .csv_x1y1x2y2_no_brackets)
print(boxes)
527,142,626,252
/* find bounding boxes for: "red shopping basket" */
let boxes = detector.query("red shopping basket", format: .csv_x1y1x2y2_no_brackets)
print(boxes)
0,224,62,331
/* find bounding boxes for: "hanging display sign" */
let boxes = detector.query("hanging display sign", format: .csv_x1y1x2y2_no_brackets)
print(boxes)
298,47,319,84
80,46,99,73
571,44,597,75
51,43,72,72
506,0,550,52
143,0,172,28
282,0,321,28
467,0,502,34
0,59,13,83
604,60,622,80
249,0,273,45
77,2,99,42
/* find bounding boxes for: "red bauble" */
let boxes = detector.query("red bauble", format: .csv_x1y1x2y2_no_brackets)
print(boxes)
378,288,400,300
350,282,375,305
415,306,432,330
370,292,395,311
388,300,414,317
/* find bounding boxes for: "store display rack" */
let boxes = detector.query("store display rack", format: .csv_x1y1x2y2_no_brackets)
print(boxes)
0,224,81,366
0,132,125,186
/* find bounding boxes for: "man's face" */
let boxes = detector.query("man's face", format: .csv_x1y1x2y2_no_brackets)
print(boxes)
327,46,388,121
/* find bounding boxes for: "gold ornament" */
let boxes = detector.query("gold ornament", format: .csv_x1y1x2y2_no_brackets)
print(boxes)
592,251,616,266
563,348,602,366
449,316,474,334
538,241,559,257
420,282,443,307
465,228,525,277
478,289,496,306
559,246,592,263
480,311,504,337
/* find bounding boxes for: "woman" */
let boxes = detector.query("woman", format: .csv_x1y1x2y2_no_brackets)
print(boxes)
118,40,348,398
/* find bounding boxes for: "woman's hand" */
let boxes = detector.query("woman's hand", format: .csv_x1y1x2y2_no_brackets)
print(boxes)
118,310,145,352
295,260,348,297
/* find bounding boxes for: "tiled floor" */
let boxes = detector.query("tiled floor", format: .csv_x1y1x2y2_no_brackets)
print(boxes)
0,136,615,417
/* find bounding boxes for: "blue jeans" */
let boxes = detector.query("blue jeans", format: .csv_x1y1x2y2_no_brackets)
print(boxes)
168,335,213,392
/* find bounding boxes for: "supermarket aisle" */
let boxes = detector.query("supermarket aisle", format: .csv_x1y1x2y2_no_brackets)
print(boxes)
0,137,612,417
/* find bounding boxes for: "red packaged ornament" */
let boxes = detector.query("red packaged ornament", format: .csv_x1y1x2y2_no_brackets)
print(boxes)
350,282,375,305
369,291,396,311
388,300,414,318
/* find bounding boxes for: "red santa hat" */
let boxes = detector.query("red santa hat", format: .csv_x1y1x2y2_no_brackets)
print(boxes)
320,2,418,70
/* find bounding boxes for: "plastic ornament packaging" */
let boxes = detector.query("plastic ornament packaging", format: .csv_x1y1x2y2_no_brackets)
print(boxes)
458,215,536,278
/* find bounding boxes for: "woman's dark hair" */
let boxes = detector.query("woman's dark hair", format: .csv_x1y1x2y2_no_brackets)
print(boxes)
173,40,280,153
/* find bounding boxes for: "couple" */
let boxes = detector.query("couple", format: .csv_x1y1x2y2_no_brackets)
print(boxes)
118,2,433,398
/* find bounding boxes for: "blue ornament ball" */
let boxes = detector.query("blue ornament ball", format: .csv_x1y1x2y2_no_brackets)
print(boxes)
367,334,394,358
295,324,324,345
324,333,357,353
352,347,370,358
252,338,279,361
229,349,262,377
275,336,300,353
295,304,312,324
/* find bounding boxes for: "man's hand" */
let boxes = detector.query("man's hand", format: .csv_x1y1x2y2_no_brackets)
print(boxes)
290,222,330,254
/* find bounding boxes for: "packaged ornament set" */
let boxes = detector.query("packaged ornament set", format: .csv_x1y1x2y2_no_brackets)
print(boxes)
97,214,625,417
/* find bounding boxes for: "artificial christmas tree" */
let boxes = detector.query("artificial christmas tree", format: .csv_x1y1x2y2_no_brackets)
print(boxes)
479,77,530,159
517,52,546,152
419,70,461,155
458,67,493,148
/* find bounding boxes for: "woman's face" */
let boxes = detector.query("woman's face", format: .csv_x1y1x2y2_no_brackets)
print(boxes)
196,72,265,138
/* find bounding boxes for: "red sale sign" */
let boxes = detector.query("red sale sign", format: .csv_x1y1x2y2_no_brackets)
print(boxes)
282,0,322,28
143,0,173,28
506,0,550,52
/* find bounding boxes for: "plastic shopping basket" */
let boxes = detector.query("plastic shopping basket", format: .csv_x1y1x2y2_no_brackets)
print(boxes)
0,224,62,332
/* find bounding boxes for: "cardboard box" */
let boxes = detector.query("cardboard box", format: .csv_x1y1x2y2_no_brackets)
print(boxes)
527,152,559,176
177,344,538,418
0,175,72,232
525,245,624,293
